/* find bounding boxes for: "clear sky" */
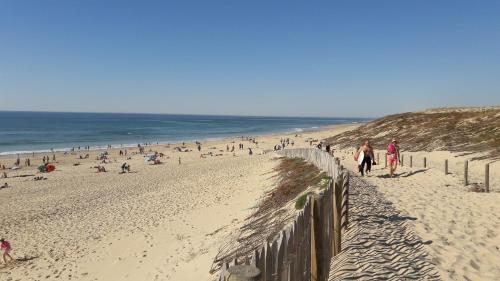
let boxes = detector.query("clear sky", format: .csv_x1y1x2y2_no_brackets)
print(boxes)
1,1,499,117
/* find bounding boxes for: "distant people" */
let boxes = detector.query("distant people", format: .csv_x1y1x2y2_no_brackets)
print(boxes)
198,144,202,152
0,238,13,264
1,182,8,189
326,144,331,153
1,172,7,179
387,138,400,177
248,148,253,155
178,157,181,165
96,166,106,173
355,140,376,176
121,163,130,173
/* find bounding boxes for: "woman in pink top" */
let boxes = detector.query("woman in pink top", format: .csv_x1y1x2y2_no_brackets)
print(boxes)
0,238,14,264
387,139,400,177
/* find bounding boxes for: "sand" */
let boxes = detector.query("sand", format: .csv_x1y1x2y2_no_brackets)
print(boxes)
334,148,500,281
2,122,498,281
0,124,357,281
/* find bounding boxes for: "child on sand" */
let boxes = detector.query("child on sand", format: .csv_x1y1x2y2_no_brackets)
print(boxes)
0,239,13,264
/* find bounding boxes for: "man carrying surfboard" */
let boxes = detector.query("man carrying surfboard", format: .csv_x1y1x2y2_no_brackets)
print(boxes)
354,140,376,176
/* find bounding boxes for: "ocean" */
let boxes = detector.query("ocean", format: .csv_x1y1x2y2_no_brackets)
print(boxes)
0,111,369,155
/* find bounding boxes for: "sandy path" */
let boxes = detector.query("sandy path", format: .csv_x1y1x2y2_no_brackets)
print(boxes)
335,150,500,281
329,174,439,280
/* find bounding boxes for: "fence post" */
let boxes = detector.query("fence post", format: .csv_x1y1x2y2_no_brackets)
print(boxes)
464,160,468,186
423,157,427,168
333,175,342,256
485,163,489,192
309,197,318,281
444,159,448,175
410,155,413,168
401,154,404,166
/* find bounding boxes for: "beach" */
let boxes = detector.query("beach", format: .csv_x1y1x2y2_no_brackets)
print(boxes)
0,124,356,281
1,122,499,281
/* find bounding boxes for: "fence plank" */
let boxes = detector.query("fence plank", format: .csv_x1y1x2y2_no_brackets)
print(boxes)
265,242,272,281
464,160,469,186
271,239,279,281
485,163,490,192
333,177,342,255
278,231,287,281
256,246,266,281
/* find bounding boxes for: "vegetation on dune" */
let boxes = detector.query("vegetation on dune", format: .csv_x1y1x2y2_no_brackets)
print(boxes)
212,157,326,272
326,107,500,160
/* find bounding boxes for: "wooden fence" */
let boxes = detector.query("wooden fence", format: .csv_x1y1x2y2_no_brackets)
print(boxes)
217,148,349,281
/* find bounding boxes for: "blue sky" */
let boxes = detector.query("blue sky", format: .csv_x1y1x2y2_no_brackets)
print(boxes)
1,1,499,117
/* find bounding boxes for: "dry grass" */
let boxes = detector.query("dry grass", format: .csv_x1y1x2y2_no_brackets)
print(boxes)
211,157,326,273
326,107,500,160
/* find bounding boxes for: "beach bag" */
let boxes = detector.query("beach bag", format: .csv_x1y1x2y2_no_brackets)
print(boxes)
46,164,55,172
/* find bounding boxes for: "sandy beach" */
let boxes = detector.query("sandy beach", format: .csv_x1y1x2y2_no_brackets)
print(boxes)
0,125,356,281
1,122,499,280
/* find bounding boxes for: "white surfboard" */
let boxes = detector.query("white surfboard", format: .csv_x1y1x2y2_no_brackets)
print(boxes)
357,150,364,165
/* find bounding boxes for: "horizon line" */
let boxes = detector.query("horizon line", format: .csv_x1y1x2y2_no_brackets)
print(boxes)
0,109,377,120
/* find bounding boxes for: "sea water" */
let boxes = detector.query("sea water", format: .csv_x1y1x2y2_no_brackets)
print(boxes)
0,111,369,155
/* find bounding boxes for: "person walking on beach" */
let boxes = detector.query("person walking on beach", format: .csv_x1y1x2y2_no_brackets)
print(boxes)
0,239,13,264
387,138,400,177
355,140,376,176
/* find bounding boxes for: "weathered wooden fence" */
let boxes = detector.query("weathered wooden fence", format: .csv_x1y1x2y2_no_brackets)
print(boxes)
217,148,349,281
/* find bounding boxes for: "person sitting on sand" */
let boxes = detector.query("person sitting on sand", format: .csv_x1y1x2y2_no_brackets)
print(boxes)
0,239,13,264
387,138,400,177
355,140,376,176
1,182,8,189
95,166,106,173
121,163,129,173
